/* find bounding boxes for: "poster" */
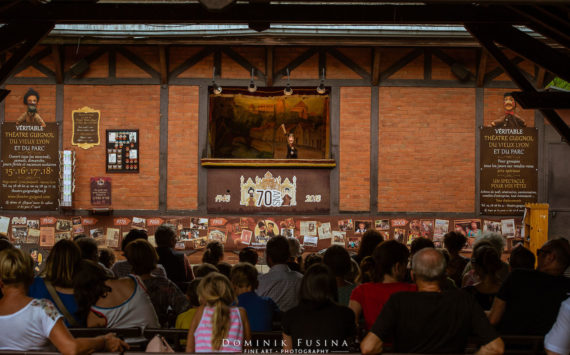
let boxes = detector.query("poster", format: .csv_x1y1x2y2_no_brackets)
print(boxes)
106,129,139,173
72,107,100,149
480,127,538,215
1,122,59,210
91,177,112,206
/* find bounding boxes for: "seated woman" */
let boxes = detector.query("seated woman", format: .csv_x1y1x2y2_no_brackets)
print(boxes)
0,248,128,353
73,259,159,330
349,240,416,331
28,239,83,327
282,264,355,352
125,239,190,328
323,245,357,306
462,245,502,310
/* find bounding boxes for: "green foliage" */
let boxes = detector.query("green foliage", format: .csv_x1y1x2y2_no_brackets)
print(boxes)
546,77,570,91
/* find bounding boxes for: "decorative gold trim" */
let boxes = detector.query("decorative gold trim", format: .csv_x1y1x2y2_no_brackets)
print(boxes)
71,106,101,150
201,158,336,168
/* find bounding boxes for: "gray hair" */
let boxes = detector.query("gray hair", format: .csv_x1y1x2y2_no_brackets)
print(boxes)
475,232,505,256
412,248,446,282
287,237,303,258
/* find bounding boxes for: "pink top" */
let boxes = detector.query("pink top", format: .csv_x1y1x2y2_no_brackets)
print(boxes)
194,306,244,353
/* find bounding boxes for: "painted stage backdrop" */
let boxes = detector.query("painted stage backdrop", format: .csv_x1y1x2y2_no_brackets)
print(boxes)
208,88,329,159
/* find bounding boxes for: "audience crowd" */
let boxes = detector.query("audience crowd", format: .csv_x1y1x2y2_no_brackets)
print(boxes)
0,225,569,354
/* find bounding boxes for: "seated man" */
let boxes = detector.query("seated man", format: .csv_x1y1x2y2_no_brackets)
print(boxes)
361,248,503,355
488,238,570,335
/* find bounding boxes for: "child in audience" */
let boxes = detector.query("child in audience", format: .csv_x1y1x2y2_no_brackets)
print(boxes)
186,272,251,352
176,278,202,329
231,262,280,331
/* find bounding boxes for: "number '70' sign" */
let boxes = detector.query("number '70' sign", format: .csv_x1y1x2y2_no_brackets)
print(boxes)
255,189,282,207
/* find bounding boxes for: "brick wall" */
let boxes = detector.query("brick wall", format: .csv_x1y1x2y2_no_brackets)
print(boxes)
63,85,161,210
378,87,476,212
339,87,371,211
167,86,199,210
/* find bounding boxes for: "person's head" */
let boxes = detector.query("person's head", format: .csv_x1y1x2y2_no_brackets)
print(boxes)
186,278,202,307
287,133,295,145
73,259,111,321
0,238,13,253
216,262,232,279
75,237,99,262
303,253,323,272
356,255,375,284
202,241,224,265
287,237,302,260
508,244,535,270
357,229,384,259
347,258,360,283
470,221,479,231
536,238,570,275
0,248,34,289
504,93,516,111
299,263,337,305
323,245,352,279
230,262,259,293
266,235,290,266
24,88,39,107
373,240,410,282
410,237,435,256
476,232,505,257
238,247,258,265
411,248,446,283
471,245,502,279
125,239,158,275
42,239,81,288
197,272,236,350
358,222,365,230
194,262,219,278
98,248,116,269
121,229,148,252
155,224,177,248
443,231,467,255
73,234,87,242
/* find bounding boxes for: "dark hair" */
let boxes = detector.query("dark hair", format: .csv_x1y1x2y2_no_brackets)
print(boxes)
155,224,177,247
202,241,224,265
356,256,375,284
356,229,384,259
194,263,219,278
472,245,502,278
73,259,111,321
323,245,351,278
444,231,467,254
508,244,535,270
23,88,40,105
125,239,158,275
73,234,87,242
0,238,13,253
231,262,259,289
186,278,202,307
373,240,410,282
299,263,338,304
75,237,99,262
121,229,148,252
303,253,323,272
216,262,232,279
266,235,290,265
545,238,570,270
238,247,258,265
98,248,116,269
411,237,435,255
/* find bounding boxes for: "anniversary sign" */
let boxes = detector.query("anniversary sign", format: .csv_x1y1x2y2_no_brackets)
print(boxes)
480,127,538,215
1,123,59,210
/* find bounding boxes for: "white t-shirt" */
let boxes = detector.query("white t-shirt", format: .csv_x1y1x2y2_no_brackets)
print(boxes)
0,299,62,351
544,297,570,355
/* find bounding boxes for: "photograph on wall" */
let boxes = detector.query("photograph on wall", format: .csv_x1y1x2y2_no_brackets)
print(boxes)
300,221,317,236
106,228,120,248
280,228,295,238
347,237,361,250
393,228,406,244
0,216,10,236
175,241,186,250
208,229,227,243
302,235,318,248
318,222,332,239
420,220,434,238
39,227,55,247
55,231,71,243
132,217,146,229
240,230,253,245
379,231,390,240
338,219,354,232
208,88,329,159
26,228,40,244
179,228,194,241
354,221,371,234
72,224,84,236
375,219,390,231
332,231,346,246
410,220,421,234
27,219,40,230
89,228,104,239
11,226,28,244
501,219,516,238
190,218,208,230
56,219,72,232
282,218,295,229
192,237,207,249
433,219,449,241
483,220,502,233
407,230,420,246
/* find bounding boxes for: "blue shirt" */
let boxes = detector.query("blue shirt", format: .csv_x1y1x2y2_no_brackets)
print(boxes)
238,291,279,332
28,276,85,327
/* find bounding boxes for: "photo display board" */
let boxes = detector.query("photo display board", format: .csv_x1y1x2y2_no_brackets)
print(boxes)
106,130,139,173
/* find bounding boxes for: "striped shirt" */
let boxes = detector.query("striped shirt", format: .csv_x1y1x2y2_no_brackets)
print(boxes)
194,306,244,353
